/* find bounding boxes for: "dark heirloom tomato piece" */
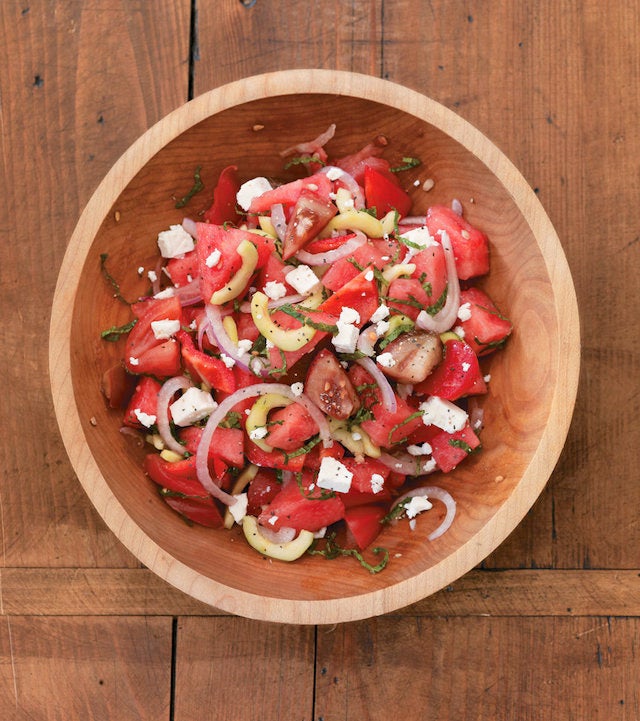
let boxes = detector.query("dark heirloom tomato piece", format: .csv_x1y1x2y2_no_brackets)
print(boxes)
304,349,359,420
282,189,337,260
124,296,183,376
101,363,136,409
377,330,443,385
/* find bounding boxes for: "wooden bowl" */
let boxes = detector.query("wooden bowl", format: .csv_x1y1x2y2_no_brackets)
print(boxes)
49,70,579,624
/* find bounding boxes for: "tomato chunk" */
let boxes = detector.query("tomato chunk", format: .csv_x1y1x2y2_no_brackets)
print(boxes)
414,338,483,400
123,376,162,428
203,165,242,226
364,166,412,219
456,287,513,356
344,504,388,550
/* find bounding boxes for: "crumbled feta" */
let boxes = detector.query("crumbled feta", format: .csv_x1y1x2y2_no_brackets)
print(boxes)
405,495,433,519
422,458,437,474
267,515,279,526
325,167,344,181
220,353,235,368
285,265,320,295
264,281,287,300
370,473,385,494
317,456,353,494
290,382,304,397
461,362,471,372
157,224,195,258
151,318,181,340
484,374,491,383
129,356,140,366
236,176,273,211
134,409,156,428
364,269,374,281
376,352,396,368
457,302,472,322
453,325,465,338
249,426,268,440
205,249,222,268
407,442,432,456
419,396,468,433
170,387,218,427
147,269,158,283
339,306,360,325
370,304,390,323
332,320,359,354
154,287,175,299
399,226,438,254
375,320,390,337
236,339,253,357
229,493,248,524
137,266,144,276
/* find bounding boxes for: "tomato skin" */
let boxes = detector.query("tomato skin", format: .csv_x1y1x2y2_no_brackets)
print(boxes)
178,425,244,468
258,471,345,532
344,504,388,550
321,241,392,292
457,287,513,356
302,442,345,471
282,189,338,260
144,454,209,497
203,165,242,225
364,166,412,219
177,330,236,394
425,205,490,280
124,296,183,376
165,249,198,287
123,376,162,428
265,403,319,452
245,442,307,473
304,349,359,420
161,492,224,528
339,457,391,494
414,338,483,401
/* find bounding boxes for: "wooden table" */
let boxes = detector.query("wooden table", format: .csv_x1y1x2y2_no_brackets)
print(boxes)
2,1,638,718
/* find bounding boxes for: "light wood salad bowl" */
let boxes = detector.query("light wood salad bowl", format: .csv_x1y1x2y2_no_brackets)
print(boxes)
49,70,580,624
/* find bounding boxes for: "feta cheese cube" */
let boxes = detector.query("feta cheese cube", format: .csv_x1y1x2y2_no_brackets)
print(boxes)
236,177,273,211
339,306,361,325
332,321,359,354
290,382,304,397
151,318,181,340
457,302,472,322
205,249,222,268
249,426,268,440
317,457,353,494
157,224,195,258
370,473,385,494
419,396,468,433
405,495,433,519
285,265,320,295
147,269,158,283
376,352,396,368
370,304,390,323
133,409,156,428
407,442,432,456
236,339,253,357
128,356,140,366
422,458,437,474
220,353,235,368
229,493,248,524
170,387,218,427
325,167,344,181
153,287,175,299
264,281,287,300
375,320,390,337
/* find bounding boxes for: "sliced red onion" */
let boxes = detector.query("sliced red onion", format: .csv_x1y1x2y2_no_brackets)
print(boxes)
318,165,365,209
399,215,427,226
173,277,202,306
356,356,397,413
204,304,256,373
150,257,163,295
416,230,461,333
195,382,333,506
279,123,336,158
256,524,297,544
378,452,423,476
295,230,367,266
181,217,198,238
468,400,485,433
156,376,193,454
391,486,456,541
119,426,144,446
270,203,287,241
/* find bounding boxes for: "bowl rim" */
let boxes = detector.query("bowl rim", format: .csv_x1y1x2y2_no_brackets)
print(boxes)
49,69,580,624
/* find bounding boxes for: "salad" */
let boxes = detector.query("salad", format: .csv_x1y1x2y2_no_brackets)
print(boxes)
100,125,512,572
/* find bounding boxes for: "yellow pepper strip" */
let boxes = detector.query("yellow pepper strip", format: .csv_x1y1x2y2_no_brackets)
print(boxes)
328,419,381,460
334,187,356,214
222,315,239,344
380,210,398,236
209,239,259,305
257,216,278,237
245,392,293,452
160,449,183,463
251,291,317,351
382,263,416,288
223,464,259,530
325,210,384,238
242,515,314,562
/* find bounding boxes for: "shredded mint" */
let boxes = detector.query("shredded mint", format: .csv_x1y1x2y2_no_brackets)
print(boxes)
100,319,137,341
308,533,389,574
174,165,204,208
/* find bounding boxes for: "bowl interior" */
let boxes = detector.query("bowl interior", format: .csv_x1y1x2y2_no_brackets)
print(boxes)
63,85,568,620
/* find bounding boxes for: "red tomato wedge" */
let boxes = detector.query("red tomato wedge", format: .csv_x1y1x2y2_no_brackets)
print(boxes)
203,165,242,225
456,287,513,356
364,166,412,218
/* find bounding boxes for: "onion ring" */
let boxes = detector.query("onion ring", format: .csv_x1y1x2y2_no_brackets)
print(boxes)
270,203,287,241
355,356,397,413
391,485,456,541
318,165,365,209
204,304,260,374
181,217,198,238
415,229,461,333
156,376,193,454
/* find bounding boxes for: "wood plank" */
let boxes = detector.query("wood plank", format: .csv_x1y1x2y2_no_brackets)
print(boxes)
0,0,190,569
173,617,315,721
0,616,172,720
193,0,383,94
315,616,639,720
3,568,640,617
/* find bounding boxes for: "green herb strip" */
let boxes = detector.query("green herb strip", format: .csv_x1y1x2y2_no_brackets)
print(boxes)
308,533,389,574
278,304,338,334
99,253,134,305
378,321,414,350
174,165,204,209
283,155,325,170
100,319,137,341
294,466,335,499
390,156,421,173
387,410,424,446
425,284,448,316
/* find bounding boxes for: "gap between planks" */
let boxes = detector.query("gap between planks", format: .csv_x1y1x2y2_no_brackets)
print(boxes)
0,569,638,618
